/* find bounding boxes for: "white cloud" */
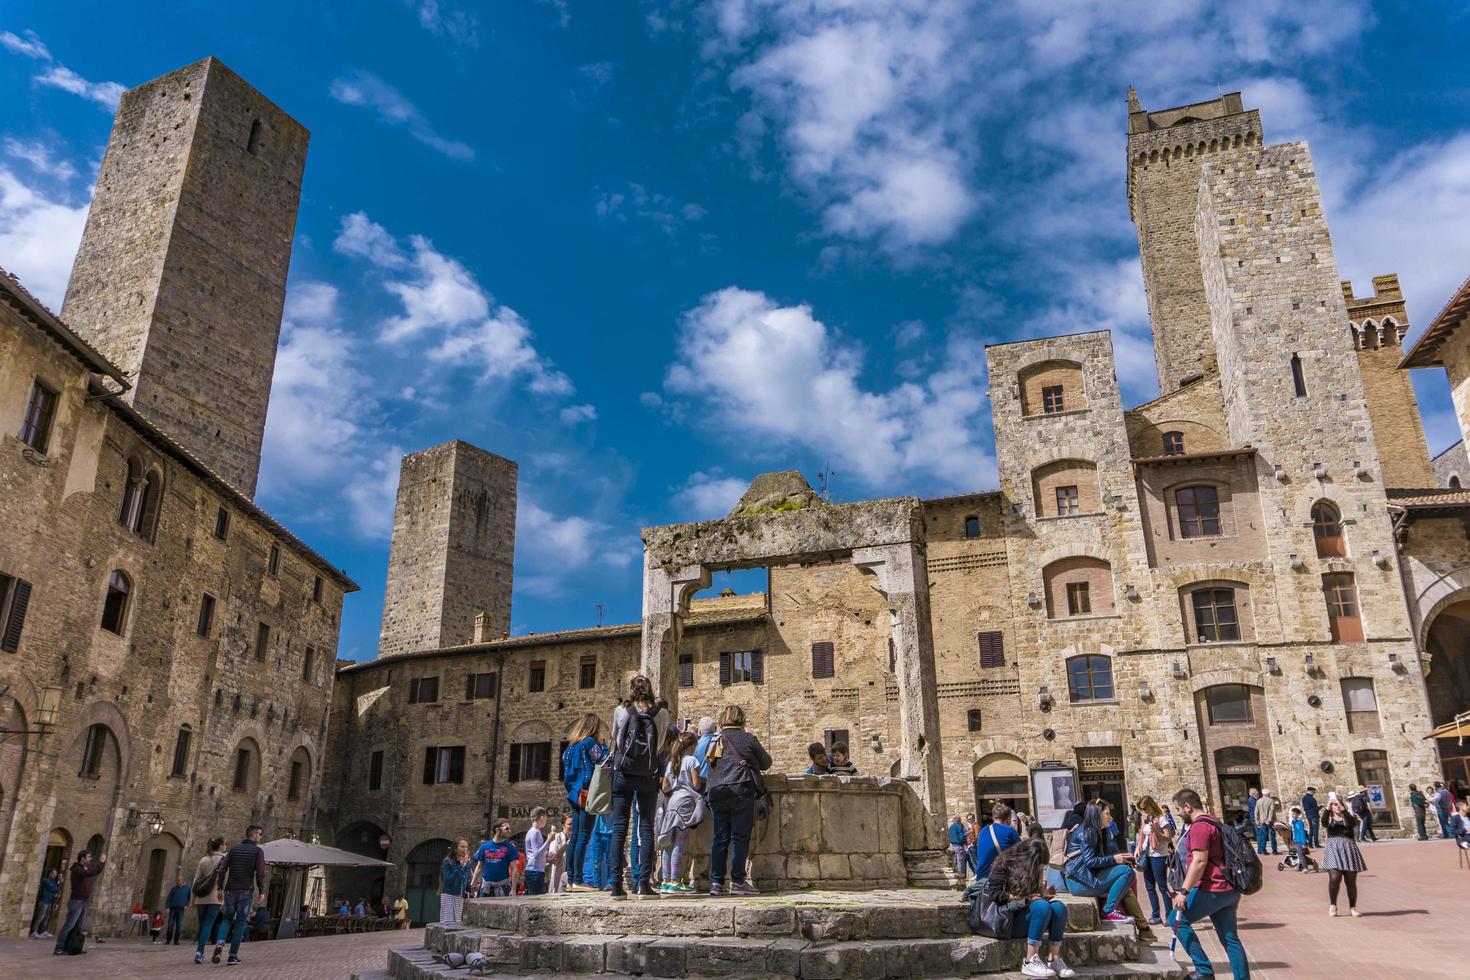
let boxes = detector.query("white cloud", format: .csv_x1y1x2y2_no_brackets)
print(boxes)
664,286,993,492
675,471,749,519
516,498,637,597
559,404,598,425
0,166,88,309
333,211,408,268
344,447,405,539
2,138,77,182
408,0,479,48
329,71,474,160
595,182,705,235
1,30,123,110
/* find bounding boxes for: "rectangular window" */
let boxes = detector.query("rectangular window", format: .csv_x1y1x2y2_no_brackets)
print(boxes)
1066,582,1091,616
465,672,497,700
254,622,270,662
80,725,107,777
422,745,466,785
1341,678,1381,735
579,655,597,689
888,638,896,673
824,729,849,754
368,750,384,791
312,575,323,604
1291,354,1307,397
20,379,59,453
196,593,215,638
1162,431,1186,456
1323,573,1364,643
408,675,440,704
967,709,983,732
677,653,694,688
0,573,33,653
213,507,230,541
1206,684,1252,724
170,727,191,778
233,747,251,790
1191,588,1241,643
977,631,1005,668
288,760,304,801
267,544,280,577
1041,385,1065,414
811,641,835,679
1055,485,1080,516
508,741,552,783
1176,486,1222,538
720,650,763,685
528,660,546,692
302,645,315,682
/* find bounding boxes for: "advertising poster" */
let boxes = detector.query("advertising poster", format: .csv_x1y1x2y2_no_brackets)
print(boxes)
1032,766,1078,829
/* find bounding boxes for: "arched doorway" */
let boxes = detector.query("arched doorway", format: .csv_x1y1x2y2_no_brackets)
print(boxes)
405,838,451,925
330,821,388,911
1425,597,1470,793
1213,747,1261,823
37,829,71,934
974,753,1030,825
138,832,184,914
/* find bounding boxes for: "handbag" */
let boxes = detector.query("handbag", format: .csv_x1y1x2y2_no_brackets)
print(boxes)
1047,827,1072,870
585,759,613,815
720,734,772,820
965,881,1018,937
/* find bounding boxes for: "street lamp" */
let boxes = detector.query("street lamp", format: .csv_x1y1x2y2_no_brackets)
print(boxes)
0,685,62,737
146,813,165,838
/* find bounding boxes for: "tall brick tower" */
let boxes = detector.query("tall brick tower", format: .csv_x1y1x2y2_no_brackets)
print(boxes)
1127,89,1262,393
61,58,309,496
378,441,518,658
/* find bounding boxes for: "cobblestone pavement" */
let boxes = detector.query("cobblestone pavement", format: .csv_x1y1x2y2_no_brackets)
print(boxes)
0,927,422,979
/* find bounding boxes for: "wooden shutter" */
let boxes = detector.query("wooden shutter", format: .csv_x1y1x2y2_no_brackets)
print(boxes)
448,747,465,784
888,638,895,673
536,743,552,781
678,655,694,688
1,579,31,653
978,631,1005,668
422,747,436,784
509,745,521,783
811,641,835,679
750,650,764,684
719,651,731,686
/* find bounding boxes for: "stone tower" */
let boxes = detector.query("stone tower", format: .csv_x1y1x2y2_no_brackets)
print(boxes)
1127,90,1263,393
378,440,517,658
1342,275,1435,488
61,58,309,496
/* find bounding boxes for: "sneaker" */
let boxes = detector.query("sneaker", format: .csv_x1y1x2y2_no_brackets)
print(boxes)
226,957,241,966
634,882,658,899
659,882,677,894
1050,956,1077,979
673,883,697,893
729,881,759,896
212,943,224,964
1021,954,1056,978
610,884,628,901
1104,910,1132,923
709,882,724,896
1147,916,1162,924
195,952,204,964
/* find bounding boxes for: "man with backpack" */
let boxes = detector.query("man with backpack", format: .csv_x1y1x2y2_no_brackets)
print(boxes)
221,825,267,967
52,850,105,955
1170,789,1253,979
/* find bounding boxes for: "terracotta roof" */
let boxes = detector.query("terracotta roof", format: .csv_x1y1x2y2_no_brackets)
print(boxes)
1401,273,1470,368
1132,447,1256,467
1385,487,1470,509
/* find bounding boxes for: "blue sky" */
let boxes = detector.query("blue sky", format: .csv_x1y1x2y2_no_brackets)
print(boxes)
3,1,1468,661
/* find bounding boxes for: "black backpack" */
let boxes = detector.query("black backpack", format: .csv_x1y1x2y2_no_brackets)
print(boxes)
64,925,86,955
615,707,659,777
1181,814,1263,896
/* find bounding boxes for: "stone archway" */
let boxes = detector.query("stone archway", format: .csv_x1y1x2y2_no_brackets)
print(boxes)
1425,595,1470,789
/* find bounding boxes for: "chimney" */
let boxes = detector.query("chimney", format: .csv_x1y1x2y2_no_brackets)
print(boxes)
473,611,490,644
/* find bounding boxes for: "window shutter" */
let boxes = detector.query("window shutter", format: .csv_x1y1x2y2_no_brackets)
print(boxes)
449,747,465,784
408,678,419,704
811,641,835,679
509,745,521,783
678,655,694,688
978,631,1005,668
1,579,31,653
537,743,552,781
422,747,436,785
750,650,764,684
466,674,475,701
719,651,731,686
888,638,895,673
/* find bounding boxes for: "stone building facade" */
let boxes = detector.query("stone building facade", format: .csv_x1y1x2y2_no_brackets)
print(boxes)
0,60,352,939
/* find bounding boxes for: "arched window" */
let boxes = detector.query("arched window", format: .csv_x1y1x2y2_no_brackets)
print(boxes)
1018,361,1086,416
1162,431,1185,456
1066,655,1114,703
138,470,162,537
1451,475,1463,489
232,739,260,794
100,571,131,634
80,724,111,777
963,515,980,539
247,118,263,155
1174,486,1222,538
1311,501,1345,557
118,459,143,530
1042,557,1114,619
287,746,312,802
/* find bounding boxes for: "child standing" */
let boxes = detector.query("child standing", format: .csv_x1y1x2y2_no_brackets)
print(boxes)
584,813,613,889
148,910,165,943
523,807,550,894
1290,805,1311,873
660,732,702,893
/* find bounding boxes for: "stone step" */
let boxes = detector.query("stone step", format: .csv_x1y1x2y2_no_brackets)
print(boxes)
405,922,1139,978
988,946,1187,980
349,970,395,980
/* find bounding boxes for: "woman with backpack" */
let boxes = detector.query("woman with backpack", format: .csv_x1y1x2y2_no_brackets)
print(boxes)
191,837,229,964
1320,794,1366,917
983,838,1077,978
561,713,607,892
705,704,771,896
607,676,668,899
1063,801,1136,922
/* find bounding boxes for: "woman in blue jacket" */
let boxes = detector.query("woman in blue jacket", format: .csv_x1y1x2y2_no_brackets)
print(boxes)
561,713,606,891
1063,801,1137,922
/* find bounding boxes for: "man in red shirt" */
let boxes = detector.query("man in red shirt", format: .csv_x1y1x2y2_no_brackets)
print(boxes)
1171,789,1249,979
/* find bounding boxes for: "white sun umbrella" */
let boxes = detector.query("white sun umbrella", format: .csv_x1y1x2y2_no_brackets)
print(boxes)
260,839,394,937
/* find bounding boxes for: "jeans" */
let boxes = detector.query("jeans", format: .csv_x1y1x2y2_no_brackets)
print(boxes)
1172,887,1249,979
1009,897,1068,945
53,898,87,953
1437,804,1452,837
1305,812,1320,847
950,844,970,876
223,889,254,959
610,771,658,889
662,828,689,883
523,870,546,895
709,787,756,886
1142,855,1171,919
1356,814,1376,842
165,907,185,943
585,832,611,887
1065,863,1133,914
567,807,593,885
629,795,645,881
195,905,222,955
1412,807,1428,840
1255,823,1278,854
29,897,53,935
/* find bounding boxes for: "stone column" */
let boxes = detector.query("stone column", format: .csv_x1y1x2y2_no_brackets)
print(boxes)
851,543,945,834
640,560,710,712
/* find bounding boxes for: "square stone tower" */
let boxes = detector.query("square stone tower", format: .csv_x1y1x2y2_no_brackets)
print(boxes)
378,440,517,658
61,58,309,496
1127,90,1263,393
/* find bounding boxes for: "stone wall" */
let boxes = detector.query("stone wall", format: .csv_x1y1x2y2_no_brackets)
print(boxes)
1344,276,1434,488
1432,442,1467,488
1124,374,1230,458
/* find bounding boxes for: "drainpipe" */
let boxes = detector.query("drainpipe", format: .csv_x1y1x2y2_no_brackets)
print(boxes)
483,650,506,839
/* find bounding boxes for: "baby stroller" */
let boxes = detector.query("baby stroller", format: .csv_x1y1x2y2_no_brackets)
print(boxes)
1273,820,1319,872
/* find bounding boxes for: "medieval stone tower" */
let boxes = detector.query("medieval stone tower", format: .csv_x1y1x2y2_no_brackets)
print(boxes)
1127,90,1263,393
378,440,518,658
1342,275,1435,488
61,57,309,496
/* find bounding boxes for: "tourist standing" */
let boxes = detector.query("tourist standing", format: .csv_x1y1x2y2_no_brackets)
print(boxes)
1433,782,1454,837
163,873,190,944
561,713,607,892
1300,787,1321,848
523,807,551,895
221,825,267,967
472,822,521,897
607,675,667,900
985,838,1077,979
658,731,703,893
1062,802,1135,921
547,815,571,893
1408,784,1429,841
1245,787,1260,838
1321,795,1366,917
972,804,1020,882
29,868,60,938
53,848,105,956
1288,806,1312,873
1348,787,1376,842
1170,789,1249,980
948,815,970,877
191,836,229,964
705,703,771,896
392,894,409,928
1254,789,1279,855
1134,796,1173,924
440,838,471,925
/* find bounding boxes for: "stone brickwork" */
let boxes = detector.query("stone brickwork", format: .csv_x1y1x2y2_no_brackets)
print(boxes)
1431,441,1467,488
378,441,516,658
1343,275,1434,488
1124,373,1230,459
61,59,308,497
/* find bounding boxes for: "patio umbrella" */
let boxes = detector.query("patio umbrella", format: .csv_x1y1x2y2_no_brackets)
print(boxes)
1424,713,1470,743
260,839,394,937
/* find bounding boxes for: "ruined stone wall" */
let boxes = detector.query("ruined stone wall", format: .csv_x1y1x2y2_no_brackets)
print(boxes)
61,59,308,497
